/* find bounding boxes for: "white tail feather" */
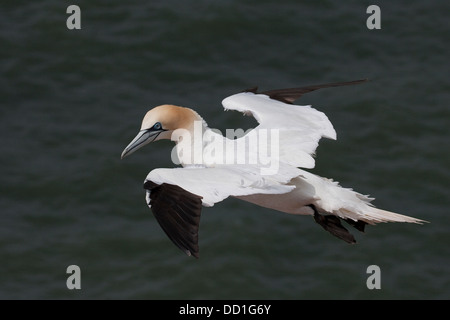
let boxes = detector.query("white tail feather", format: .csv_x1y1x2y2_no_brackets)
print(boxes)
300,170,427,225
363,207,426,224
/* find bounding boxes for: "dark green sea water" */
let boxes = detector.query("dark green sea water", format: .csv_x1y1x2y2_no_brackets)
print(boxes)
1,0,449,299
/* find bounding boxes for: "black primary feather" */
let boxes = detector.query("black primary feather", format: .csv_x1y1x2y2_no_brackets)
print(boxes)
144,181,203,258
245,79,368,104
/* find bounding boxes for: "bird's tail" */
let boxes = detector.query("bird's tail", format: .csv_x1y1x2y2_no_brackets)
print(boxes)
362,207,426,224
299,170,427,243
301,170,427,225
313,205,427,244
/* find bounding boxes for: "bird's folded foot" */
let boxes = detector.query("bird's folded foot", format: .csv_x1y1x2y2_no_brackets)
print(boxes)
309,205,357,244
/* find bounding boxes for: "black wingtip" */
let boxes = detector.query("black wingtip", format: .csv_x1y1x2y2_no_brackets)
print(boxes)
251,79,369,104
144,181,203,259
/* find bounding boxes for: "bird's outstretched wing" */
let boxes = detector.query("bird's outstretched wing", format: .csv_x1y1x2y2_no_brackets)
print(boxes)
222,80,367,169
144,164,300,257
147,164,299,206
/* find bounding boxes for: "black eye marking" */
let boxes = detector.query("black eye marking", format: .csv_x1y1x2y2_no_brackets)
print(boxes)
152,122,162,130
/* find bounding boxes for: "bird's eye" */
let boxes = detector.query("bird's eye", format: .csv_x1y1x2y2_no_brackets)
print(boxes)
152,122,162,130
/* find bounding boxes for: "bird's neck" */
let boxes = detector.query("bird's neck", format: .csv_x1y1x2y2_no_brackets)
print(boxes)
171,116,214,167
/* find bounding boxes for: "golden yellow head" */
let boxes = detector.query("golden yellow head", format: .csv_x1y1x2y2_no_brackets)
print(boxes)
140,105,201,132
121,104,204,159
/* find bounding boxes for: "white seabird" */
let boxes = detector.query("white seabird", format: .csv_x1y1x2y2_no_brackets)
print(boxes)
121,80,425,258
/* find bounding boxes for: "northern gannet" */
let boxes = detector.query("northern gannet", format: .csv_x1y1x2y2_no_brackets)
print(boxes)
121,80,425,258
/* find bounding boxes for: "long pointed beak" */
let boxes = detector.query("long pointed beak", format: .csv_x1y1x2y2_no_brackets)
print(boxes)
121,129,162,159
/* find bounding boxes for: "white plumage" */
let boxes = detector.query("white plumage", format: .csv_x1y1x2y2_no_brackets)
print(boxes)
121,80,425,258
223,92,336,169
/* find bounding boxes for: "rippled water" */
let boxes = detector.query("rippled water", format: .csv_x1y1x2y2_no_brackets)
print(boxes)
1,0,449,299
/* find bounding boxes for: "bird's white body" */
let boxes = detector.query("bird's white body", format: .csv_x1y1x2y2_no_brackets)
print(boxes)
146,92,420,224
122,80,425,257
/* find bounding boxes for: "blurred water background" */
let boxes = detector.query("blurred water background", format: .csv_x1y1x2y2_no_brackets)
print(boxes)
0,0,449,299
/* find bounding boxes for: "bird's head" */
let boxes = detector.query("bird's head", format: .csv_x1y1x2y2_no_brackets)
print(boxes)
121,104,204,159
